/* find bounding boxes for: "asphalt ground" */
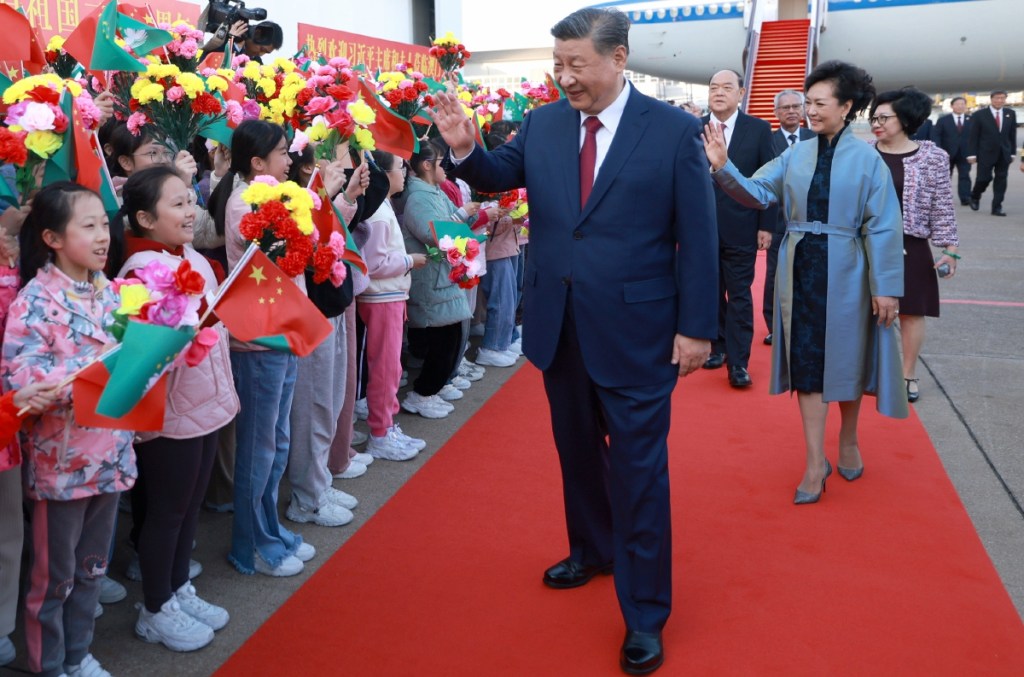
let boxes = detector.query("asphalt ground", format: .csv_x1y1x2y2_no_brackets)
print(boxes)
3,155,1022,677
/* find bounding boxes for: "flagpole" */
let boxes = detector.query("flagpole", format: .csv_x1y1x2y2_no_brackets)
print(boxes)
144,3,172,63
196,241,259,326
16,344,123,417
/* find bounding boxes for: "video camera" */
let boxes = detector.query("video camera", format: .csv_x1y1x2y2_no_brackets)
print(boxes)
204,0,268,37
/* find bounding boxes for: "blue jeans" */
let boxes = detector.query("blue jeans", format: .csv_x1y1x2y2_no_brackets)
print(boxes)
513,248,526,342
481,256,517,352
229,350,302,574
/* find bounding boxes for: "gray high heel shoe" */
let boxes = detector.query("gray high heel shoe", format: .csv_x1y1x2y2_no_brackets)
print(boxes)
837,465,864,481
794,460,832,505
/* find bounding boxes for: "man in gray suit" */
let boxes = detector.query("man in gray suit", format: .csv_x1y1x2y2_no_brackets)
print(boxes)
763,90,815,345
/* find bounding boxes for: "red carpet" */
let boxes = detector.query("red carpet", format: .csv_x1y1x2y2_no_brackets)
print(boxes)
218,253,1024,676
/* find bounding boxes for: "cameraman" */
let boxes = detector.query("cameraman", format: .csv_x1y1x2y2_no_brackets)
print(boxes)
201,18,283,63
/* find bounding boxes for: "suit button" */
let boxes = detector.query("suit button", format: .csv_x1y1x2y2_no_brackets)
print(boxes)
561,277,571,286
573,230,583,240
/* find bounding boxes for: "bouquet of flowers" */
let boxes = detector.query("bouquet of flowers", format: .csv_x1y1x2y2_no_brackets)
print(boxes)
157,20,206,72
429,32,471,73
521,78,562,109
231,56,305,127
293,57,377,160
468,85,512,134
427,234,484,289
44,36,79,79
126,63,227,153
238,175,321,278
110,259,218,367
375,65,433,121
1,75,103,202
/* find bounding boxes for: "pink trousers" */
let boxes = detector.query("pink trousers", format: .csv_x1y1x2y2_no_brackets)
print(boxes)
357,301,407,438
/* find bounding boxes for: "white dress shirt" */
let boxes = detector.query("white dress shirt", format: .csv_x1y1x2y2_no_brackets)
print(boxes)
710,108,739,148
780,125,804,145
579,79,632,184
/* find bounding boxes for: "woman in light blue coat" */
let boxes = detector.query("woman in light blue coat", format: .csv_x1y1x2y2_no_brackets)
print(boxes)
704,61,907,505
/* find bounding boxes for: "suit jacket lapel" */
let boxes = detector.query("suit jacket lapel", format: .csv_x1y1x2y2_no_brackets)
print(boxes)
578,88,650,225
728,113,750,159
562,104,583,220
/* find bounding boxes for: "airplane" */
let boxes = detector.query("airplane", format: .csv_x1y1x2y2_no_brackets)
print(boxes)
592,0,1024,94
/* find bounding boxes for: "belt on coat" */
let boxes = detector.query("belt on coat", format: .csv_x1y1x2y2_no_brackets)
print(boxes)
786,221,862,238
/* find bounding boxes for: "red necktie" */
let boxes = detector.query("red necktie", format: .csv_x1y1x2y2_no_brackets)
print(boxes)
579,116,602,207
956,117,962,132
996,110,1002,132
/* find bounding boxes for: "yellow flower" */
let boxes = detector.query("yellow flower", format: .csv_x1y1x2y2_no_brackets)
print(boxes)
46,36,65,51
147,64,181,80
2,74,63,104
457,90,472,104
434,31,459,47
452,236,468,256
177,73,205,99
242,62,261,81
136,82,166,105
24,131,62,159
216,68,236,81
131,78,153,100
65,80,82,97
241,182,275,206
274,58,296,73
257,78,276,97
348,98,376,126
306,122,329,143
206,75,229,93
352,128,375,152
116,283,151,316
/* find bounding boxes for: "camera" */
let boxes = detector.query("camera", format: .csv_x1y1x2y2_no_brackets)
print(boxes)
204,0,267,35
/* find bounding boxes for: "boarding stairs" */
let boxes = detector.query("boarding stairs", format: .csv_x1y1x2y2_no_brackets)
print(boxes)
744,19,811,124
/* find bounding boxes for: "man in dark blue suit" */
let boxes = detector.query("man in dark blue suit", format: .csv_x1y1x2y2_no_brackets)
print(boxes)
763,90,815,346
931,96,972,205
700,71,776,387
967,89,1017,216
433,8,717,674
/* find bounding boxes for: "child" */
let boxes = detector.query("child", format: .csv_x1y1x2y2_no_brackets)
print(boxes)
116,166,239,650
358,151,427,459
2,182,135,677
208,120,315,576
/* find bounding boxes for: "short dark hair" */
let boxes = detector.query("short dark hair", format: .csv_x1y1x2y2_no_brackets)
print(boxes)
249,21,283,48
991,89,1008,97
208,119,288,236
551,8,630,56
804,60,875,122
870,87,933,136
121,166,189,238
19,183,101,285
950,96,966,106
409,141,440,181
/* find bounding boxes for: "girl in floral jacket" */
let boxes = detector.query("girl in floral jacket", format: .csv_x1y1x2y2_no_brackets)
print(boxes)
1,182,133,677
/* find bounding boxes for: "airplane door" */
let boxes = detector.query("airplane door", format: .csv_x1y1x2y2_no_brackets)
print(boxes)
779,0,808,21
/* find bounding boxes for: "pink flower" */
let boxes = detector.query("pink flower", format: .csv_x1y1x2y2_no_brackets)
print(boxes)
15,101,57,133
135,260,177,292
178,38,198,58
446,248,462,266
166,86,185,102
183,327,220,367
328,231,345,257
307,187,322,210
4,101,28,126
252,175,279,186
147,293,187,327
74,93,103,130
289,129,309,153
305,96,334,116
241,100,261,120
127,111,149,135
397,80,413,90
328,57,350,69
330,260,347,286
465,239,480,259
225,100,244,125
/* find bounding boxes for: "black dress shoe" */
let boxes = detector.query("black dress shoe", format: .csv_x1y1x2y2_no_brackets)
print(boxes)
542,558,613,589
992,208,1007,216
960,199,971,206
969,198,980,211
702,353,726,369
728,366,752,388
620,630,664,675
763,333,773,345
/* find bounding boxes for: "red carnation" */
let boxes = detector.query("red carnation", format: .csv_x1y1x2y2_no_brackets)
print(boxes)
191,92,222,115
459,276,480,290
403,87,418,102
0,128,29,166
296,87,316,107
423,95,435,107
465,239,480,259
173,260,206,295
326,84,353,102
448,262,467,283
26,85,60,105
325,109,355,137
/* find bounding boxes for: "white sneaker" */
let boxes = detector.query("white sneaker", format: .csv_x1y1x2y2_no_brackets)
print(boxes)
286,501,353,527
401,392,450,419
135,598,214,652
351,429,368,446
451,375,472,390
65,653,113,676
392,424,427,451
438,384,464,401
98,576,126,604
324,486,358,510
354,398,369,420
469,323,486,337
253,554,303,577
351,451,374,466
400,370,408,387
367,429,419,461
430,394,455,412
174,582,229,631
295,542,316,562
458,358,485,381
475,347,517,367
332,460,367,479
507,340,523,356
127,554,202,582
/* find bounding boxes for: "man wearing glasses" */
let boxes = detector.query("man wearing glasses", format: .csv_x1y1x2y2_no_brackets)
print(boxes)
763,90,815,345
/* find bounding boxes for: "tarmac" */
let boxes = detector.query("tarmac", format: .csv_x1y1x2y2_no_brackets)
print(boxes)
2,150,1022,677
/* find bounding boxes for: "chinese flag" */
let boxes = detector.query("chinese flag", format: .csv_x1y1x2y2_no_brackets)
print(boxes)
0,5,47,74
357,78,419,160
308,172,367,275
213,247,332,357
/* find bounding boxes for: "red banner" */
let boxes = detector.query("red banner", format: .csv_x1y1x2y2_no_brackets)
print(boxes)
3,0,201,42
298,23,441,79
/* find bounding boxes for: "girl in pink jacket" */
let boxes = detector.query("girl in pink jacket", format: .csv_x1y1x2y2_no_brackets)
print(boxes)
1,182,133,677
116,166,239,653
